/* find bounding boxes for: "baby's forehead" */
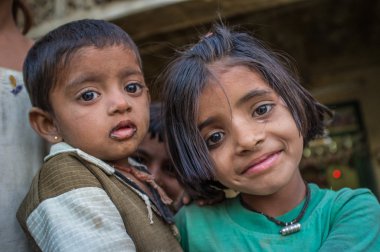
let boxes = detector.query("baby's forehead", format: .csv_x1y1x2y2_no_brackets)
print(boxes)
68,44,136,59
58,44,138,69
53,44,140,87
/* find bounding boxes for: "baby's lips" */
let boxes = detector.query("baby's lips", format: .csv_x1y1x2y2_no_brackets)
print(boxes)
110,121,136,140
110,127,136,140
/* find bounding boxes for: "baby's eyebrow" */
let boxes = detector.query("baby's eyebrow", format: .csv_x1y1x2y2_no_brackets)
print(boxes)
65,68,144,90
236,89,272,107
118,68,143,79
66,73,102,88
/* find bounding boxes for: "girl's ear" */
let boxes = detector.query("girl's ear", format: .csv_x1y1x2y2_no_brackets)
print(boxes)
29,107,62,144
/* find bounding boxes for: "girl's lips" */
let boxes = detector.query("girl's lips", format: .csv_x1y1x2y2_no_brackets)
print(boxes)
242,151,281,175
110,120,136,140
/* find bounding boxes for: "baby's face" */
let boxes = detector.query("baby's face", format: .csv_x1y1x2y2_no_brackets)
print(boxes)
49,45,150,161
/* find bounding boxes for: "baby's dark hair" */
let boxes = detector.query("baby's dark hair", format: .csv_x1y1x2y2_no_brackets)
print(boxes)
161,23,332,199
24,19,141,113
148,102,165,142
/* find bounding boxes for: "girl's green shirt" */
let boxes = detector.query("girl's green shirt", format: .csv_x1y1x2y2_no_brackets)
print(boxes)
175,183,380,252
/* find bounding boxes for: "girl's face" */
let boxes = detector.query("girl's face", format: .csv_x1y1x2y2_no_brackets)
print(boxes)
197,64,304,196
49,45,150,162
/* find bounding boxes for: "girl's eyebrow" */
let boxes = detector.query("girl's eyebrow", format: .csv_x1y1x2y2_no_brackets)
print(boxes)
198,117,217,131
198,89,272,131
236,89,272,107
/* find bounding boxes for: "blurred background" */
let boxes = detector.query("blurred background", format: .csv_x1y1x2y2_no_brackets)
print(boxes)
26,0,380,197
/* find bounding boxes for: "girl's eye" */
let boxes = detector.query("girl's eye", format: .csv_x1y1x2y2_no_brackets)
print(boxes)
80,91,99,101
125,83,143,94
253,104,273,116
206,131,225,148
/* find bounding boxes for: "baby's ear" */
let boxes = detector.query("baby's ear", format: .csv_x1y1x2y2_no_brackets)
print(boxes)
29,107,61,143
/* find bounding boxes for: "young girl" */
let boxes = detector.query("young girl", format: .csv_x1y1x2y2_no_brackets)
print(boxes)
17,19,182,251
161,24,380,251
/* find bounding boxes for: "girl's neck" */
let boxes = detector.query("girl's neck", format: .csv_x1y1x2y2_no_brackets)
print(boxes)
240,175,307,217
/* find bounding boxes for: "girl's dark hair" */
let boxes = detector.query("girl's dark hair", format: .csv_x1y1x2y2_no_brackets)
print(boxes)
12,0,33,35
24,19,141,113
161,23,332,199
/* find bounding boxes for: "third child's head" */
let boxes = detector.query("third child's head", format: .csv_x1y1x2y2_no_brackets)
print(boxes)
131,102,184,210
162,24,331,199
25,19,150,163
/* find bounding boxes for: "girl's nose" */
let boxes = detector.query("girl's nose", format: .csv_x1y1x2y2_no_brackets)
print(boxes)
234,119,265,154
108,90,131,114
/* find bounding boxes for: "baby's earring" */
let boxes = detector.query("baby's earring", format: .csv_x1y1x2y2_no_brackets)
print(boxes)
53,135,61,142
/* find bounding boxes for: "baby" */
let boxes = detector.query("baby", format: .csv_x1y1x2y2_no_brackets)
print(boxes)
17,19,182,251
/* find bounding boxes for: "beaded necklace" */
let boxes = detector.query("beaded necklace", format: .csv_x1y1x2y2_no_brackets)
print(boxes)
240,183,310,236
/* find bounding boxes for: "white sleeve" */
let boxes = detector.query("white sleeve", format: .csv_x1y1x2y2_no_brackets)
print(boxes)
26,187,136,252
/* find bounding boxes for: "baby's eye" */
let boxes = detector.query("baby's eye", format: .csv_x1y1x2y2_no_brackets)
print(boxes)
253,104,273,116
80,90,99,101
206,131,225,148
125,83,143,94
